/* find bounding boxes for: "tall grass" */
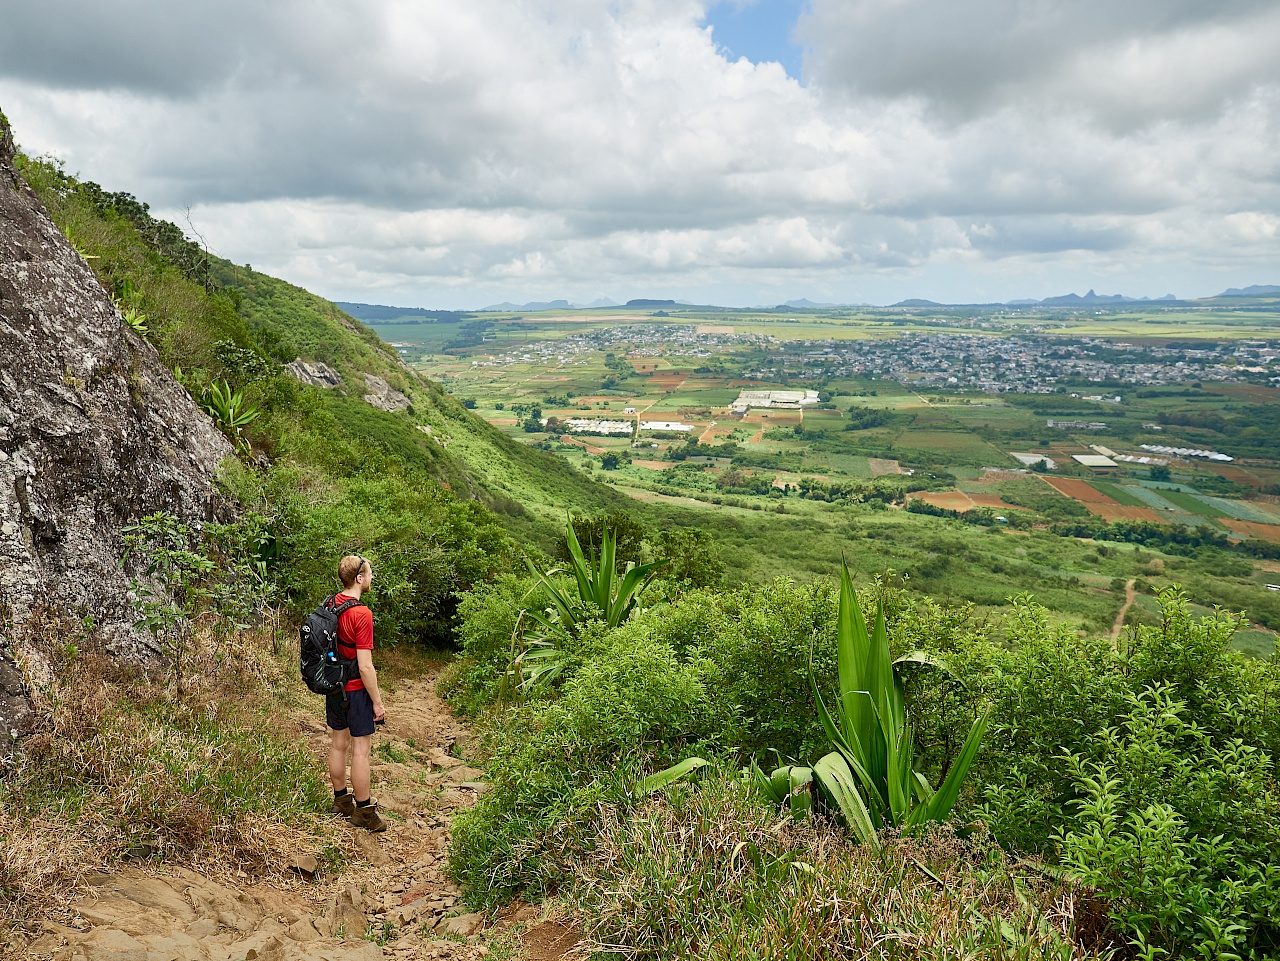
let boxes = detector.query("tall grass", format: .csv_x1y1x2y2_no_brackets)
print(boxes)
575,778,1100,961
0,620,336,931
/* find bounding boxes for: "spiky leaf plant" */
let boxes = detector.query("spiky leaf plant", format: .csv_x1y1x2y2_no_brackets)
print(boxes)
199,379,259,452
514,520,667,690
809,562,989,846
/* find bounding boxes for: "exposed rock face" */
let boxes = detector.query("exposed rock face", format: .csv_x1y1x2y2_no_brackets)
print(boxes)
286,358,342,389
0,116,234,756
363,373,410,412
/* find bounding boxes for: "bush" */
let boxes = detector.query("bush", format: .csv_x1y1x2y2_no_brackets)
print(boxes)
448,633,711,905
446,567,1280,955
225,463,517,647
437,573,538,714
965,590,1280,956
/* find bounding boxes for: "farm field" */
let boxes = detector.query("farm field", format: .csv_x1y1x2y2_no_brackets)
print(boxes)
391,304,1280,646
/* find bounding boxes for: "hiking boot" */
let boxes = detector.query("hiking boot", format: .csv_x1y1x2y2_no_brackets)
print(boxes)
351,800,387,833
332,791,356,819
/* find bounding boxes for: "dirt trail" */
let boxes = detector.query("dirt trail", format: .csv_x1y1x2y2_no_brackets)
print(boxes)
1111,579,1137,642
21,672,573,961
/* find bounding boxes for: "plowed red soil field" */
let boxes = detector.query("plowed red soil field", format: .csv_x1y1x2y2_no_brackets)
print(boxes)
1040,476,1165,522
1223,519,1280,543
1041,476,1112,502
915,491,976,511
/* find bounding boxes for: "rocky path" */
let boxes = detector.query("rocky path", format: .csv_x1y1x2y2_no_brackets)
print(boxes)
20,671,576,961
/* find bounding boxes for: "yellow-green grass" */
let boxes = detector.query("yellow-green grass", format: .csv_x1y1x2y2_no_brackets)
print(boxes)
896,429,1005,456
1090,481,1152,508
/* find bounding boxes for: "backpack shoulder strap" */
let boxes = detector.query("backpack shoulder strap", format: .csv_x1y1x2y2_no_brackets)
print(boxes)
331,598,366,616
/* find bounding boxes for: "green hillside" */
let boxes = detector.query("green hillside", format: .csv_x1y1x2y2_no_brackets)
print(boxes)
206,257,636,546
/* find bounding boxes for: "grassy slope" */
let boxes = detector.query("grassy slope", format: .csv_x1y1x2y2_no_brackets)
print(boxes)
208,260,636,551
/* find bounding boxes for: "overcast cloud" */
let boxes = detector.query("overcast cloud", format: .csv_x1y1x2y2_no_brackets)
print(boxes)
1,0,1276,306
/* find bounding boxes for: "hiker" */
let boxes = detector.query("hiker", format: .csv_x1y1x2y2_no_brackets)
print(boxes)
327,554,388,832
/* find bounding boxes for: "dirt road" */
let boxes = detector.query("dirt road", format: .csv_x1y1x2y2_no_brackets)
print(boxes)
1111,579,1137,642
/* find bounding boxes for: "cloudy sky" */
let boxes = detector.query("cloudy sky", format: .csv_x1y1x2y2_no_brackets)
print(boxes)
2,0,1277,307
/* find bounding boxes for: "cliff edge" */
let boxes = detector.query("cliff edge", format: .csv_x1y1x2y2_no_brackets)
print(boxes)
0,114,234,757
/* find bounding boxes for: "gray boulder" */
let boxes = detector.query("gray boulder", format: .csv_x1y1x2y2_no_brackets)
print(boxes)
0,114,234,758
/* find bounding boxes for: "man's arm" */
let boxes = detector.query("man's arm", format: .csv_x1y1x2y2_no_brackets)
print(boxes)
357,649,385,721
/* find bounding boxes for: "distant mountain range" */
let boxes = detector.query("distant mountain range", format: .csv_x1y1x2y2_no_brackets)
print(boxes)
338,283,1278,317
478,297,621,311
1015,289,1181,307
1216,285,1280,298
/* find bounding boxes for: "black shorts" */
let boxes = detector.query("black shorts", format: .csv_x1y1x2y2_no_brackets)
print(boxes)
326,687,376,738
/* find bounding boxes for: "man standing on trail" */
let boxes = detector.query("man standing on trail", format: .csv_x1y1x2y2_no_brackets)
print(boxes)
327,554,388,832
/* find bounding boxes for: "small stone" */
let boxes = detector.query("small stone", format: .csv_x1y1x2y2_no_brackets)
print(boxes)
189,919,217,939
355,832,391,867
286,918,321,942
288,854,320,880
122,843,158,862
436,912,482,937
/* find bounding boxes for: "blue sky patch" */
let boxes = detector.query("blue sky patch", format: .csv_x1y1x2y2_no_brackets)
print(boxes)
704,0,807,80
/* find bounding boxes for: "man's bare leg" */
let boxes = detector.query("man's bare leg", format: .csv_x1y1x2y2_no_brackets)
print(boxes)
328,728,352,792
350,734,373,802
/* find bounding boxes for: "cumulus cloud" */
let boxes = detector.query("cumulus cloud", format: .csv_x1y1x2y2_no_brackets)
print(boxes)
0,0,1276,305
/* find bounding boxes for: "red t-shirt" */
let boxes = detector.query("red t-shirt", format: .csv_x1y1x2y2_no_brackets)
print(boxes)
334,593,374,692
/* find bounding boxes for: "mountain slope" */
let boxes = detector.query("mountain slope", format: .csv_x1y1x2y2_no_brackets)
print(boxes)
208,262,633,544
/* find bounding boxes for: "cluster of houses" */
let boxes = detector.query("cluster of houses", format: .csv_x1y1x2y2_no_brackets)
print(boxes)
552,417,696,436
741,333,1279,392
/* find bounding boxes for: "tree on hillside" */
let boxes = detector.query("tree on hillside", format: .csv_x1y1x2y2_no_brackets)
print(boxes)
650,527,724,588
555,512,648,567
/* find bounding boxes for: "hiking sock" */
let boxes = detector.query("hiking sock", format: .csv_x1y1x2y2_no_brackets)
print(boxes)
356,797,372,808
334,788,350,801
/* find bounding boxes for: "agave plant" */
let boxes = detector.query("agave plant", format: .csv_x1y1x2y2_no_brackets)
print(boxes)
121,307,150,336
514,521,667,690
746,760,814,817
807,563,989,846
199,379,259,452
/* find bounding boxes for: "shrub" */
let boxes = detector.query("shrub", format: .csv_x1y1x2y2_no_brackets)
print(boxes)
225,464,517,647
437,573,538,714
448,634,710,905
968,590,1280,956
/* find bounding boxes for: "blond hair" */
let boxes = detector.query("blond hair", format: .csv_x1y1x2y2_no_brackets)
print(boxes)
338,554,367,589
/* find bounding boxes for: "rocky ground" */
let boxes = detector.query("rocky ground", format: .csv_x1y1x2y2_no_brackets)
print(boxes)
17,671,579,961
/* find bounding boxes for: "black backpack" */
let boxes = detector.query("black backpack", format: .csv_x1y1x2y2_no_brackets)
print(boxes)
299,595,364,695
